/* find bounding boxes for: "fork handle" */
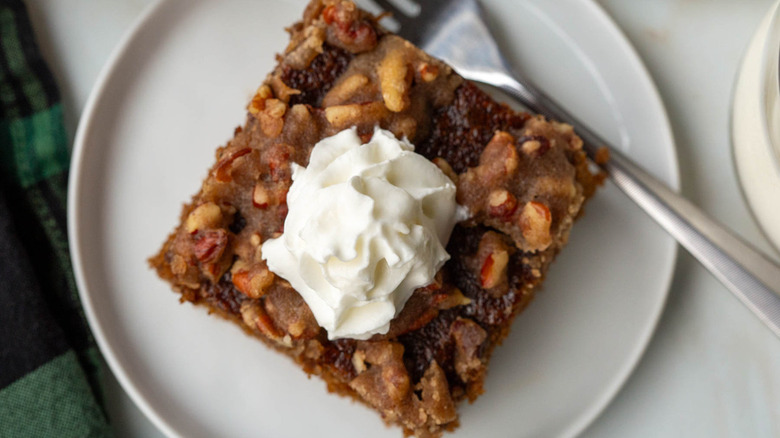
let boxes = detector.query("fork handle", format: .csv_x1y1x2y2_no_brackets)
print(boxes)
490,72,780,337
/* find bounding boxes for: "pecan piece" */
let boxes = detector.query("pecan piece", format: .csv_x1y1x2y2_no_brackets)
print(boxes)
520,201,552,251
193,229,228,264
240,301,284,341
518,134,551,157
185,202,223,234
322,2,377,53
378,47,411,112
417,361,457,425
258,98,287,138
322,73,369,106
450,318,487,386
480,248,509,289
474,231,513,296
417,62,439,83
324,101,388,128
247,84,273,115
170,254,188,276
252,183,271,209
487,189,517,219
214,148,252,183
349,341,410,416
231,260,275,299
480,131,519,175
264,143,294,183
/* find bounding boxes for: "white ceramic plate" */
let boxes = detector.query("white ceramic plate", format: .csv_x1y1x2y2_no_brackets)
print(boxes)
68,0,679,437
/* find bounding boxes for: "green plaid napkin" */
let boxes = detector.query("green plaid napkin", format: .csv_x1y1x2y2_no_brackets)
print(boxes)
0,1,111,436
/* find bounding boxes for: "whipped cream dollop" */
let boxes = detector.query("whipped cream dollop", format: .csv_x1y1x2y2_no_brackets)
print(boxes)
261,127,459,340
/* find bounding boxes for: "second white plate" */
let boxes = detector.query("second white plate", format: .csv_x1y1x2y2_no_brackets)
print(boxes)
69,0,679,437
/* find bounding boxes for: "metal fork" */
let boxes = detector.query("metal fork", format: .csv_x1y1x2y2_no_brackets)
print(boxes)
366,0,780,337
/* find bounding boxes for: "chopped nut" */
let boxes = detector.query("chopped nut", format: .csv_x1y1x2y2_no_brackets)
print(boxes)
553,122,575,135
230,259,249,274
450,318,487,384
265,143,293,183
321,4,339,23
269,75,302,103
395,117,418,139
324,104,359,126
438,288,471,309
252,183,271,209
171,254,187,275
480,248,509,289
378,48,411,112
179,280,201,290
432,157,458,183
257,84,273,99
481,131,519,175
570,135,584,150
185,202,223,233
516,128,551,156
325,102,387,128
214,147,252,182
283,24,326,69
304,340,324,360
352,349,367,374
380,274,449,339
265,98,287,118
248,84,273,115
381,363,409,403
521,140,541,155
349,342,411,412
290,104,310,119
417,62,439,82
417,361,457,425
474,231,513,296
250,233,262,247
487,189,518,218
458,169,475,185
193,229,228,264
322,74,369,106
258,98,287,138
240,301,258,328
250,269,274,296
287,320,305,338
321,3,377,53
232,262,275,299
231,269,253,297
240,301,283,340
520,201,552,251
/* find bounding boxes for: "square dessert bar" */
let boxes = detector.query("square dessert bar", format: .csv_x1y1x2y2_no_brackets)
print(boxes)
150,1,602,436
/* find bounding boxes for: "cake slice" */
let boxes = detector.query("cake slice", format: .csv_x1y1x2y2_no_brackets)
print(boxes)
149,1,602,436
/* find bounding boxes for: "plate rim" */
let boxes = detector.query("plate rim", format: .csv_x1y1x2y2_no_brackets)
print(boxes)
557,1,679,436
67,0,680,437
67,0,181,436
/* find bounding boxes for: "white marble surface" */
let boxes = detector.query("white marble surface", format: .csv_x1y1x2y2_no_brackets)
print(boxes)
29,0,780,436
